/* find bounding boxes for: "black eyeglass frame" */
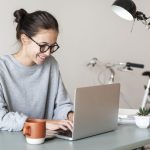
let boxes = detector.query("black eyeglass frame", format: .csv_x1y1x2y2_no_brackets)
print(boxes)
25,34,60,54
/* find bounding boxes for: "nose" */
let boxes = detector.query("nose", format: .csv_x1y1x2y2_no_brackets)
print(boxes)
44,49,51,56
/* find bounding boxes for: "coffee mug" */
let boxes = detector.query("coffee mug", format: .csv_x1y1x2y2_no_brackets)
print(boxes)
23,118,46,144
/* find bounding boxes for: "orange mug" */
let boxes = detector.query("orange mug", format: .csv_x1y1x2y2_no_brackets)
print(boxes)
23,118,46,144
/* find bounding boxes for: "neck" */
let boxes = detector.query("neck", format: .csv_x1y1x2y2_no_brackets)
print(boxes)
13,48,35,66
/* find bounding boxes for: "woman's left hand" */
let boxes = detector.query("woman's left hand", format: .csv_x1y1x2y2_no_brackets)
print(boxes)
67,111,74,122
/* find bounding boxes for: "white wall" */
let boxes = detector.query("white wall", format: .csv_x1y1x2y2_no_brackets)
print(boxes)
1,0,150,108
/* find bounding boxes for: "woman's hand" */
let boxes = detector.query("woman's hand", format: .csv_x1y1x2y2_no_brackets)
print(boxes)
46,120,73,132
67,111,74,122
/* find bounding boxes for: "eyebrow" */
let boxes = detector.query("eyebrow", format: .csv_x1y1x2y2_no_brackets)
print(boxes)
40,42,50,44
40,42,56,46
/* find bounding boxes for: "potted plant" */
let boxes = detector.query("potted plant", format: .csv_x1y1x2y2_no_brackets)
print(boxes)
134,107,150,128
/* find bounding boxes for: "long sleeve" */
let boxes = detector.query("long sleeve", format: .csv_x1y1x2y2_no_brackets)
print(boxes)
53,71,73,120
0,54,73,129
0,84,27,131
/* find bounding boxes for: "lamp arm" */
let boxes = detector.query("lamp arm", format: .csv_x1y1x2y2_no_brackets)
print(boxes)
146,17,150,20
141,79,150,108
135,11,150,29
135,11,148,20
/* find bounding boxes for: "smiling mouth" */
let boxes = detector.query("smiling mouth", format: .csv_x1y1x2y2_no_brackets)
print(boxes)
38,55,46,61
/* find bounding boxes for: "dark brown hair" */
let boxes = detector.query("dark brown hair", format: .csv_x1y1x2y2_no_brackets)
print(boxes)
14,9,59,40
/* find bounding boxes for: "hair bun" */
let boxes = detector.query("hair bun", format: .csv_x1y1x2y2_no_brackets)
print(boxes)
14,9,28,23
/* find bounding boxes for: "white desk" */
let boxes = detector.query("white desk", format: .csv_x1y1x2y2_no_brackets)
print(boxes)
0,124,150,150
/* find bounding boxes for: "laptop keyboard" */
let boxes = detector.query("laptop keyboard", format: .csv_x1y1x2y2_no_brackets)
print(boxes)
58,130,72,137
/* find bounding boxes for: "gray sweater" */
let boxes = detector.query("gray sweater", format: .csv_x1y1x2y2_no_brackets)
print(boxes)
0,55,73,131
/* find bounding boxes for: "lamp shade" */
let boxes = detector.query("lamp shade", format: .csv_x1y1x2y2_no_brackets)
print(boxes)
112,0,136,21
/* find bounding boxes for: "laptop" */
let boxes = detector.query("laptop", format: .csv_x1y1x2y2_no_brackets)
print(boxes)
56,83,120,140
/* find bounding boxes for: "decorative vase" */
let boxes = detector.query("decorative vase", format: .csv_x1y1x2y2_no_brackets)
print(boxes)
134,116,150,128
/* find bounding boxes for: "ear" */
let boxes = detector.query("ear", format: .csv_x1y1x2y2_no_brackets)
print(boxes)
20,34,30,45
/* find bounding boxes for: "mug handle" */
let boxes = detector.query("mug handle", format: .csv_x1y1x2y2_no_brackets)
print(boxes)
23,126,31,136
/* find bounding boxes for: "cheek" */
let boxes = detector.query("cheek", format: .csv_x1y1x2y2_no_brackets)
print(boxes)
27,45,39,56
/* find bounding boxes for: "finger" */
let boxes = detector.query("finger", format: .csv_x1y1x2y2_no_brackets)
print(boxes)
65,120,74,131
60,120,73,132
46,120,73,132
58,124,68,131
46,122,60,131
46,129,58,135
64,120,73,126
67,120,74,127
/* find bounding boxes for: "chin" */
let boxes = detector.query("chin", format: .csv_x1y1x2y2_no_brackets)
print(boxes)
36,61,44,65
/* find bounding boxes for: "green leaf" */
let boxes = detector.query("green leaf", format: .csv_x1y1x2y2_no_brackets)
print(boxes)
137,107,150,116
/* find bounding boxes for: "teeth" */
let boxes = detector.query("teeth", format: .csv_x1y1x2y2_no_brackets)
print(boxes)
39,56,45,59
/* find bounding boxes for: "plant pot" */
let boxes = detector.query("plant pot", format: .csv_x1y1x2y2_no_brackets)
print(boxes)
134,116,150,128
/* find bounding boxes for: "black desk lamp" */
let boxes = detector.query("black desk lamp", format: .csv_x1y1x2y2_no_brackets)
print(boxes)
112,0,150,30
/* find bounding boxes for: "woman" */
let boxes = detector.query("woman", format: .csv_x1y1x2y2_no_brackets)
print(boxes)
0,9,74,132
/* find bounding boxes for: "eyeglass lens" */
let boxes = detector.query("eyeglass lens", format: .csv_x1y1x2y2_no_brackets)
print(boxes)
40,44,59,53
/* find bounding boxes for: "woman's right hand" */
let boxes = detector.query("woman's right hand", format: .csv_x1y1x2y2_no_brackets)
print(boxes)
46,120,73,132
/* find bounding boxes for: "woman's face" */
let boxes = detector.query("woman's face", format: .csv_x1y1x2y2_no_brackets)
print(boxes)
24,29,58,65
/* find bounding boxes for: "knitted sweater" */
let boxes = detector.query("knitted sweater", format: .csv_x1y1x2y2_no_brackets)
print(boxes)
0,55,73,131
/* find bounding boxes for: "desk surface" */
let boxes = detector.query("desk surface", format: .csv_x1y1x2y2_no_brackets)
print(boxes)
0,124,150,150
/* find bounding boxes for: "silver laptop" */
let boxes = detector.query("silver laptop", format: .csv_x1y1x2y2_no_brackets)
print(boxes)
56,83,120,140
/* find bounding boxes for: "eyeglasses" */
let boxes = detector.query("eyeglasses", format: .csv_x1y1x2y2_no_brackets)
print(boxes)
26,35,60,54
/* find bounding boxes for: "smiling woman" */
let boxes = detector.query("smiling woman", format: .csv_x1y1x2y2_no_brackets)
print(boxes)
13,9,60,66
0,8,74,132
16,29,59,65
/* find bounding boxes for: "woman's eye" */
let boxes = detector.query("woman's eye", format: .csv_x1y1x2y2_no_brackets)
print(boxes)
40,45,49,52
